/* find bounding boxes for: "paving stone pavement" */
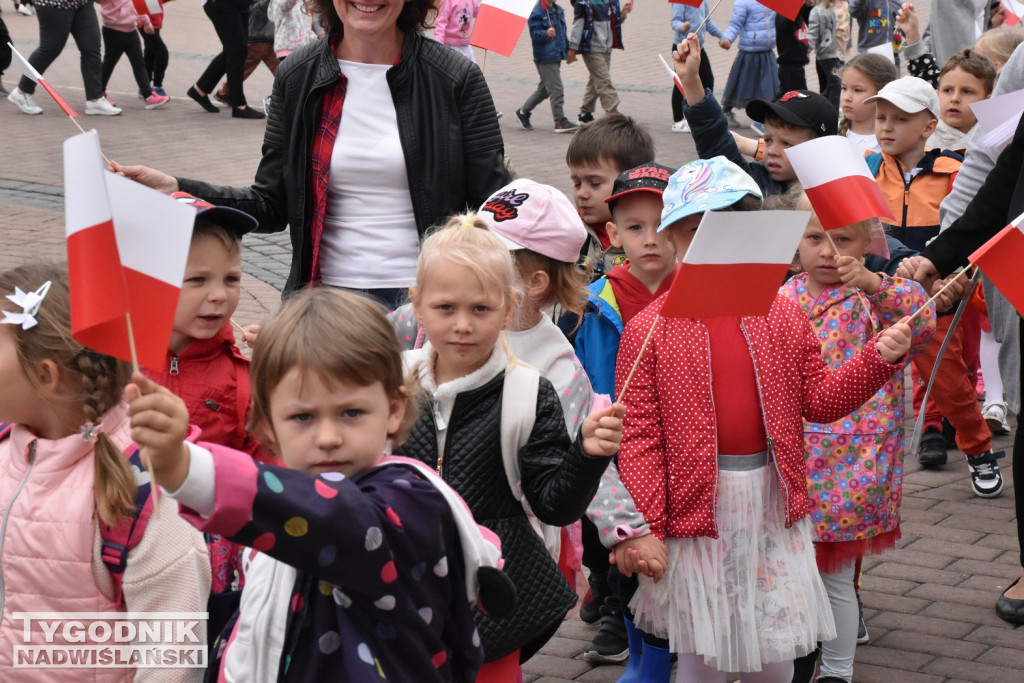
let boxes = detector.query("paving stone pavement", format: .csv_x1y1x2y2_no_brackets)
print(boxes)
3,2,1021,681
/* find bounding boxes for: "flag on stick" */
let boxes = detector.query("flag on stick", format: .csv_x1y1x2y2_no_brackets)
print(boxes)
8,43,80,117
1000,0,1022,26
669,0,703,7
969,212,1024,316
661,210,810,318
786,136,895,229
131,0,162,15
471,0,534,56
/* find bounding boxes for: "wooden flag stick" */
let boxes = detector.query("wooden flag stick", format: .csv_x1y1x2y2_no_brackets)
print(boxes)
695,0,725,35
904,265,976,323
125,312,160,518
229,317,246,334
824,231,878,331
618,314,660,401
66,116,112,166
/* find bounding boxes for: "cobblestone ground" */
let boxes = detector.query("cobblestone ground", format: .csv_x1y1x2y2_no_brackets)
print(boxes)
3,2,1022,681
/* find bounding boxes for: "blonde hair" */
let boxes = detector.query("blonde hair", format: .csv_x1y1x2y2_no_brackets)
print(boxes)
973,28,1024,71
416,214,519,309
249,289,419,447
0,264,135,526
837,54,898,136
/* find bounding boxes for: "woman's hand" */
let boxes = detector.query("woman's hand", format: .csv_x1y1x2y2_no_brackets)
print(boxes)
108,161,180,194
898,255,941,294
895,3,921,46
837,255,882,294
581,403,625,458
126,372,191,491
876,320,912,363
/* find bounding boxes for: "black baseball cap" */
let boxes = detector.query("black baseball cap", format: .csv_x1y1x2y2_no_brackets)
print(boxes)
746,90,839,137
170,192,258,237
606,163,676,212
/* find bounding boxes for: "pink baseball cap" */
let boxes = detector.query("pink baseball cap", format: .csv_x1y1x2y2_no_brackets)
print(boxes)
478,180,587,264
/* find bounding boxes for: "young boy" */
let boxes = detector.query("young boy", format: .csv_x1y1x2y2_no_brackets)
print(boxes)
143,192,272,641
566,113,655,279
673,33,838,197
567,0,632,124
516,0,578,134
865,77,1003,498
575,163,677,674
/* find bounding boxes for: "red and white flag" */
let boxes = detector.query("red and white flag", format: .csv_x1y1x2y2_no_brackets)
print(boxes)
64,131,195,369
786,135,895,230
7,42,80,117
1000,0,1022,26
471,0,534,57
969,211,1024,316
669,0,703,6
760,0,805,20
661,210,810,318
131,0,162,15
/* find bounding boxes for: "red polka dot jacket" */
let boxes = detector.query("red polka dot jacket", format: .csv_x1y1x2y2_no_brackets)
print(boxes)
615,292,907,541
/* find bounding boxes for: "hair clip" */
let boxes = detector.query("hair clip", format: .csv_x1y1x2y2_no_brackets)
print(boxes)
1,281,53,330
80,421,101,444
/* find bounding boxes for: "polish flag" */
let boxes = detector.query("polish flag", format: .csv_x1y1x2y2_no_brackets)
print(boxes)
969,212,1024,316
471,0,534,57
7,43,80,117
64,131,194,369
661,210,810,318
131,0,162,15
761,0,805,20
1000,0,1022,26
669,0,703,6
786,135,895,230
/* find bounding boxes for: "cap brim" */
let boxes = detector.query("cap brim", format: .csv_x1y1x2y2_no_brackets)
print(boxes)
746,99,807,129
657,189,752,233
606,186,665,208
196,206,258,237
494,231,526,252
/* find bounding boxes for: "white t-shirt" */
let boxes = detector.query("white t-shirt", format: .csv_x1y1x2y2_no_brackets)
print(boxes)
845,130,880,156
320,60,418,289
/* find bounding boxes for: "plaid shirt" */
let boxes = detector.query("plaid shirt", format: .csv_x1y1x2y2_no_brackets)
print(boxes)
308,52,348,286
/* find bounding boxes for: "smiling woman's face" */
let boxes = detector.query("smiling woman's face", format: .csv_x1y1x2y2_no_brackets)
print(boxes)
334,0,406,38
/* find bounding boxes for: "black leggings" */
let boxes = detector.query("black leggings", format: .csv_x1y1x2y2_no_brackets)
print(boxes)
671,43,714,123
1016,317,1024,568
196,0,249,108
101,26,152,97
140,27,169,87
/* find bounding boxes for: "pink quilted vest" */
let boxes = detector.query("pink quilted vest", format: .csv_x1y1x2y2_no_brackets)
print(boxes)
0,405,132,681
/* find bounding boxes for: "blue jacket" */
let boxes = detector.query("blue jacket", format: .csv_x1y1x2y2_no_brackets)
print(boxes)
530,0,568,63
672,1,724,46
574,276,624,399
568,0,624,54
723,0,776,53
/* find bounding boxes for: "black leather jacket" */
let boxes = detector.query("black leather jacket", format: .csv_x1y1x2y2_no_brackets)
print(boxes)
178,31,511,293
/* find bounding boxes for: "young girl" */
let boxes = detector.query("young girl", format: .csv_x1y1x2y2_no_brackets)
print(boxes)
719,0,779,128
0,263,210,675
778,196,935,683
128,288,510,682
808,0,841,109
838,53,898,154
139,0,169,97
99,0,169,109
401,219,624,677
616,158,915,682
434,0,480,63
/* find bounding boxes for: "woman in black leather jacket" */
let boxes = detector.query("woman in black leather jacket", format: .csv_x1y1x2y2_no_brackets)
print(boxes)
115,0,510,306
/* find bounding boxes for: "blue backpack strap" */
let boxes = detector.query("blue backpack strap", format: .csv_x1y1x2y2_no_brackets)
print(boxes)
99,444,155,607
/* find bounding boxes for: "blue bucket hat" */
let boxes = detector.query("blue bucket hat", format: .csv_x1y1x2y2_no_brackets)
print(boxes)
657,157,763,233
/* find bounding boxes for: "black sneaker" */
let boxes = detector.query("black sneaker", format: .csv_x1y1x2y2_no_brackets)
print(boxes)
582,614,629,664
967,450,1005,498
515,107,533,130
578,595,602,624
578,112,595,124
918,428,947,469
213,91,229,106
856,592,869,644
554,119,579,134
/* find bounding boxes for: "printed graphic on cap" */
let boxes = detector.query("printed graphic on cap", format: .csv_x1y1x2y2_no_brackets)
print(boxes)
779,91,809,102
627,165,672,182
481,189,530,222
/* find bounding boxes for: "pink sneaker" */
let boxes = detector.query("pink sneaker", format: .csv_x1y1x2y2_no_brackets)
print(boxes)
144,92,170,110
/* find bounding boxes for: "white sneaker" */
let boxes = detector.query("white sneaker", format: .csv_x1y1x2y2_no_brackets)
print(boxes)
671,119,690,133
8,89,43,115
85,97,122,116
983,401,1011,434
17,3,33,15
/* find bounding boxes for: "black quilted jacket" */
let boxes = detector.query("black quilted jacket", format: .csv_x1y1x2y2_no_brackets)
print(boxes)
177,30,510,293
404,372,609,662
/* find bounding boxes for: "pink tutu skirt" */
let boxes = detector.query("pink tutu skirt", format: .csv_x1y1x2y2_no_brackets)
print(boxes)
630,465,835,673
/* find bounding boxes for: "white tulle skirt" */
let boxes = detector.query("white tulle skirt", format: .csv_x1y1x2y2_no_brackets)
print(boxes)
630,465,835,673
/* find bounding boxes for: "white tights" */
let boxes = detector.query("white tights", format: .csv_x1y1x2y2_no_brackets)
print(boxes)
981,329,1005,405
673,653,794,683
819,562,858,682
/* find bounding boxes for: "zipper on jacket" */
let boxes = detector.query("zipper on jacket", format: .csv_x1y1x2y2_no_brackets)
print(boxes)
205,399,221,412
0,440,38,616
740,321,793,528
170,357,179,375
701,323,721,539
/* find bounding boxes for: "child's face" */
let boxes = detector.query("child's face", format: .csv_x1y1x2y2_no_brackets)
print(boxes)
665,213,703,261
874,100,937,158
569,159,620,226
170,233,242,354
938,67,988,133
762,122,815,182
798,217,870,290
412,259,513,383
0,325,48,432
265,369,404,477
840,68,878,125
607,193,676,287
